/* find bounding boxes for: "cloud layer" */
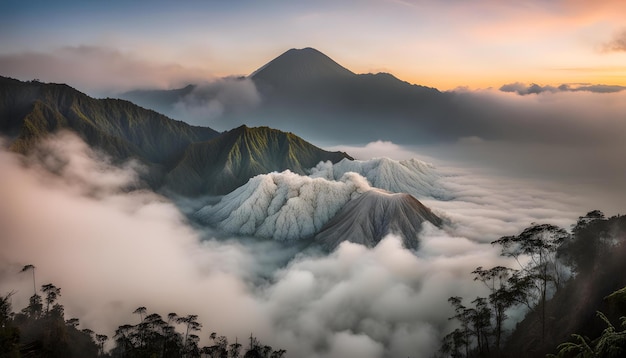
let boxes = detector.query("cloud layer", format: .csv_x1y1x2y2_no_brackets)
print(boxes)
0,133,588,357
172,78,262,126
499,82,626,95
602,28,626,52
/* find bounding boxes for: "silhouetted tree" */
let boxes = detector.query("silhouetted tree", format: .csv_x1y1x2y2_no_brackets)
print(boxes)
492,223,570,341
229,337,242,358
472,265,528,353
133,306,147,323
20,264,37,296
439,328,466,358
96,334,108,356
447,296,474,357
177,314,201,356
41,283,61,314
22,293,43,319
66,317,80,328
0,291,19,356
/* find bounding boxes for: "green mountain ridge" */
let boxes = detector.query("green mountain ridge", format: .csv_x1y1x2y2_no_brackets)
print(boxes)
0,77,218,166
0,76,353,196
164,124,353,195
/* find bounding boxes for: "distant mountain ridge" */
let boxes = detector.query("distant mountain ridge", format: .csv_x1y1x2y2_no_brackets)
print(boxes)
250,47,355,89
0,76,353,196
115,47,451,143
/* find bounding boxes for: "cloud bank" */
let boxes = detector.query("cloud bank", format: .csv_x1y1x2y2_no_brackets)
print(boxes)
0,133,585,357
602,28,626,52
499,82,626,95
172,78,261,126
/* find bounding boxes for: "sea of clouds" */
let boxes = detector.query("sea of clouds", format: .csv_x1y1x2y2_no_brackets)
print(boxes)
0,132,584,357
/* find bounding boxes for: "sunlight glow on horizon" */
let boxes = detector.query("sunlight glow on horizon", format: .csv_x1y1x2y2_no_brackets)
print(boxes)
1,0,626,91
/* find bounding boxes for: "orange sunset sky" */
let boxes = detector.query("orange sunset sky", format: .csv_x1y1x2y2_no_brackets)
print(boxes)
1,0,626,92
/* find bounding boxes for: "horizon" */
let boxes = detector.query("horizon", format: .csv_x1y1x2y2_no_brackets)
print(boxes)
2,2,626,357
2,1,626,93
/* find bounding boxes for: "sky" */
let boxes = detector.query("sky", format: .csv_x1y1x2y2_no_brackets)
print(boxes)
2,0,626,91
1,2,626,355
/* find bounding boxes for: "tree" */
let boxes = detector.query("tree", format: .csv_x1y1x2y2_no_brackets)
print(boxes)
0,291,19,356
439,328,466,358
472,265,528,353
229,337,242,358
0,291,15,327
66,317,80,328
20,264,36,296
447,296,492,356
133,306,147,323
22,293,43,318
112,324,134,357
205,333,229,358
561,210,610,274
492,223,570,341
177,314,202,357
96,334,108,356
41,283,61,314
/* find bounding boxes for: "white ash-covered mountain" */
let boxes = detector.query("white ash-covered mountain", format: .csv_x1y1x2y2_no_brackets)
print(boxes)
195,166,444,249
195,170,371,241
315,189,443,250
309,157,450,200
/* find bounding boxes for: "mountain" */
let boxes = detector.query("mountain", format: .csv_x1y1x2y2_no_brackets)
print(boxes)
120,84,196,117
0,76,218,173
164,125,353,195
195,170,371,241
116,47,454,144
250,47,355,90
0,77,351,196
310,157,450,200
195,166,443,247
315,189,442,250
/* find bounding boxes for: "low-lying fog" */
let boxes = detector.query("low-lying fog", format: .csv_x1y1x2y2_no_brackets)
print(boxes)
0,130,594,357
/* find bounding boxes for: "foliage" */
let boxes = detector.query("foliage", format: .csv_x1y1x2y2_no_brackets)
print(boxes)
549,311,626,358
2,263,287,358
492,223,570,341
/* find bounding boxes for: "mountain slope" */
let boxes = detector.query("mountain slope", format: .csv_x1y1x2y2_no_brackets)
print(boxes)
164,125,353,195
119,84,196,116
195,170,370,241
310,157,450,199
115,47,450,143
250,47,355,89
314,189,443,250
0,76,219,172
1,77,352,196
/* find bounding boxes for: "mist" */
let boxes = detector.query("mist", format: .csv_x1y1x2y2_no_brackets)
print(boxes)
0,46,214,96
0,132,586,357
172,78,262,126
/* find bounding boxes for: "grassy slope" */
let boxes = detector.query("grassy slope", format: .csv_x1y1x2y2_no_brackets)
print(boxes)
1,77,353,196
164,125,353,195
0,77,219,166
